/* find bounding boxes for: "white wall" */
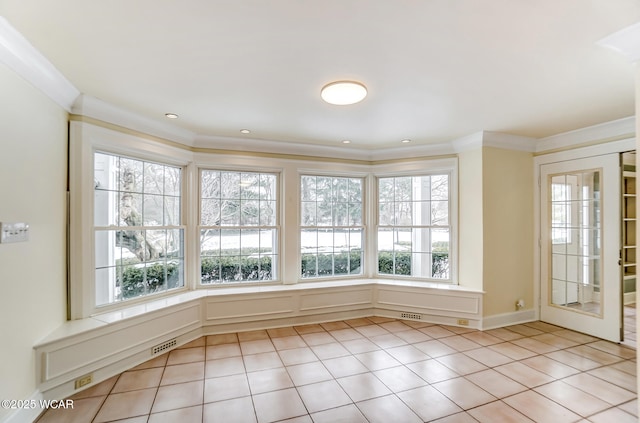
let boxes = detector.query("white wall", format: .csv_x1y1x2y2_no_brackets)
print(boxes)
0,64,68,422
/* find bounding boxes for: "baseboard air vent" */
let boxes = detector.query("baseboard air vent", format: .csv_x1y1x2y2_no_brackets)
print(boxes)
400,312,422,320
152,339,177,355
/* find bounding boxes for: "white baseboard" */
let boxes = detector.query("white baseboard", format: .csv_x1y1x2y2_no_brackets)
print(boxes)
2,390,43,423
481,309,537,330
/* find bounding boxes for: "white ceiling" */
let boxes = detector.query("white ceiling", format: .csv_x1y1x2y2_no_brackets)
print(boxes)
2,0,640,150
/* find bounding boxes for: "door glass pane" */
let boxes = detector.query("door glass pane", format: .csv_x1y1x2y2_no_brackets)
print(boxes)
549,169,602,316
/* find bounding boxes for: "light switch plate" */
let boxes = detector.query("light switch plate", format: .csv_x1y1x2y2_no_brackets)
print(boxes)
0,222,29,243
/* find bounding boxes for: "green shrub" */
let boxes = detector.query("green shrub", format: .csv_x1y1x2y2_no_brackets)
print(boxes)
378,251,449,278
120,261,181,299
301,251,361,278
201,255,273,283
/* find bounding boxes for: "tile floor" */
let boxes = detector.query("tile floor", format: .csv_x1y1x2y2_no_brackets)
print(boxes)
36,317,637,423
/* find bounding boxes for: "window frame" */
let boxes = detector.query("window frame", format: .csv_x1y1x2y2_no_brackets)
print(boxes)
197,167,282,286
93,152,187,306
69,122,193,319
373,158,458,284
298,172,367,280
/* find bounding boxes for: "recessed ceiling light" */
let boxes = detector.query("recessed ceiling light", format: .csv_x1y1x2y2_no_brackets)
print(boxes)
240,129,251,134
342,140,351,144
165,113,179,119
401,139,411,144
321,81,367,105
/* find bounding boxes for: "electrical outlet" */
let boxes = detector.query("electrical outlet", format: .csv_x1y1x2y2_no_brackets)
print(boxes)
457,319,469,326
0,222,29,243
74,374,93,390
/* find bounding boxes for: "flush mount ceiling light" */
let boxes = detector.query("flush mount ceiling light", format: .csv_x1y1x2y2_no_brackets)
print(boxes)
341,140,351,144
321,81,367,105
401,139,411,144
164,113,179,119
240,129,251,134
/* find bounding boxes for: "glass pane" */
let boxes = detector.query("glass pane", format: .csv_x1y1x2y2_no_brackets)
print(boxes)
164,166,181,196
301,254,317,278
260,174,277,201
119,157,143,193
240,229,260,255
378,178,394,202
317,253,333,276
333,202,348,226
94,189,119,227
301,176,316,201
394,177,412,201
143,194,164,226
220,200,240,226
220,230,240,255
144,162,164,195
164,196,180,226
201,229,220,255
260,200,276,226
240,173,260,199
316,228,334,252
431,175,449,200
410,252,430,278
201,170,220,198
301,201,317,226
349,178,362,203
334,178,348,202
201,256,221,284
378,202,394,226
317,199,332,226
431,201,449,225
348,203,362,226
221,172,240,199
549,169,601,316
200,199,220,226
258,229,276,254
395,202,412,226
333,229,350,253
301,229,318,250
241,200,260,225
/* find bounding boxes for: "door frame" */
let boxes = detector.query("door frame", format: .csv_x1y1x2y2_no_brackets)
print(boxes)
534,138,635,331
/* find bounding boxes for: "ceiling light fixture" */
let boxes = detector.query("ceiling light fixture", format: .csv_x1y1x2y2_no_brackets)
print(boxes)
401,139,411,144
240,129,251,134
342,140,351,144
165,113,179,119
321,81,367,105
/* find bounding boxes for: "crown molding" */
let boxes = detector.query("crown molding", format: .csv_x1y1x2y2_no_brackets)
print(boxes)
72,94,196,147
2,16,631,160
535,116,635,153
451,131,536,153
597,21,640,63
0,16,79,111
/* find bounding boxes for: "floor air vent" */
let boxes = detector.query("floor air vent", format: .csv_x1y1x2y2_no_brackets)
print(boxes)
400,312,422,320
152,339,177,355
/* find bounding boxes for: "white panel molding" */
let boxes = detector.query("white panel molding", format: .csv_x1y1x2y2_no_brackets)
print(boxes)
204,294,296,321
597,21,640,63
37,302,201,391
298,288,373,311
0,17,79,111
481,309,537,330
33,280,486,406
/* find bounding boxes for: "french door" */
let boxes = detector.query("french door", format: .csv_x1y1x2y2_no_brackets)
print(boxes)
540,154,622,342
